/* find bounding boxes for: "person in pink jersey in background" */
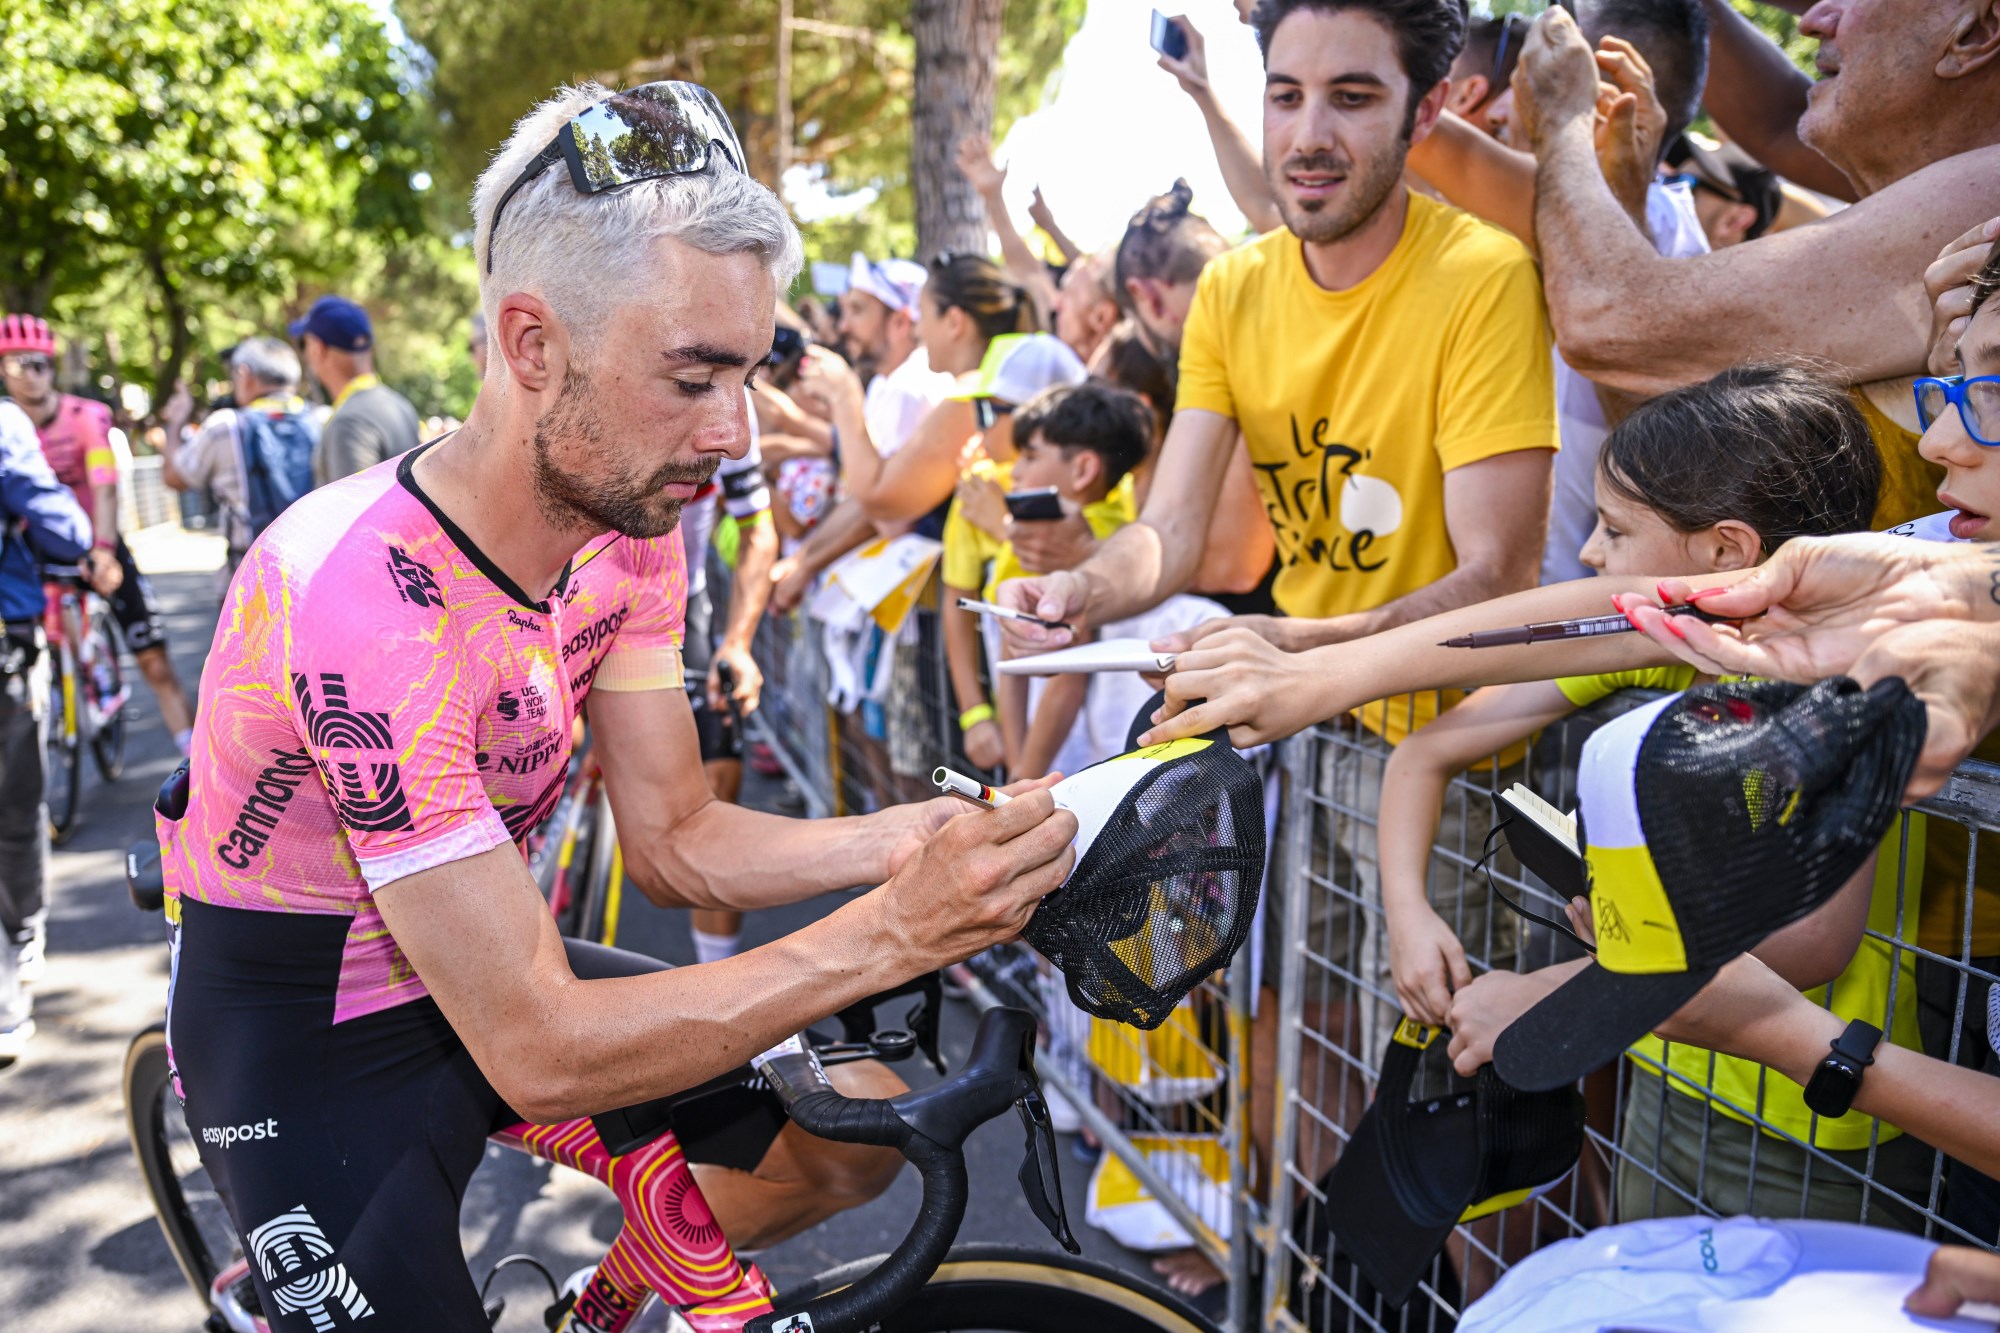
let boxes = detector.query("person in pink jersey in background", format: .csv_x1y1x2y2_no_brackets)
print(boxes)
0,314,196,753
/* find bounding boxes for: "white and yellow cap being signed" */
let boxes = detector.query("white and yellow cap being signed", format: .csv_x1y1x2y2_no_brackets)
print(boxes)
1494,677,1925,1093
1024,730,1266,1031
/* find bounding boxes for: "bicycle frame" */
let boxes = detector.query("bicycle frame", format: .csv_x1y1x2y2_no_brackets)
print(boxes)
204,1116,773,1333
42,581,86,747
41,577,126,739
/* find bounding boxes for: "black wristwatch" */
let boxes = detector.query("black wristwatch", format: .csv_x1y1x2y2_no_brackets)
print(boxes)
1802,1019,1882,1118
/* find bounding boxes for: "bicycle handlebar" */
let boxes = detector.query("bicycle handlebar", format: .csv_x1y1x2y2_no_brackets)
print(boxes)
747,1005,1070,1333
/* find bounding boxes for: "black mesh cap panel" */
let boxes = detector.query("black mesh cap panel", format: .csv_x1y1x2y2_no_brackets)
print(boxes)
1023,737,1265,1029
1636,677,1926,967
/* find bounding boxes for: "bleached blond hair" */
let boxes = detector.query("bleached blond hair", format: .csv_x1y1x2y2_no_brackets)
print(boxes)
472,83,803,349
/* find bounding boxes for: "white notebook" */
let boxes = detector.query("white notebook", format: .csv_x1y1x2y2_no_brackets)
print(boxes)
996,638,1177,676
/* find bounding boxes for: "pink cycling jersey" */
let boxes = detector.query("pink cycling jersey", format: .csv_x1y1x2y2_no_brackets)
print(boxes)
161,444,687,1021
32,393,119,515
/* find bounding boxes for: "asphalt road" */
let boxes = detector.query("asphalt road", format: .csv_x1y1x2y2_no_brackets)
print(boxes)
0,525,1162,1333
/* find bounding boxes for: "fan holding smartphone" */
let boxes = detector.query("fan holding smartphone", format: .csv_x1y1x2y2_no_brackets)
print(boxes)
1149,9,1189,61
939,384,1154,780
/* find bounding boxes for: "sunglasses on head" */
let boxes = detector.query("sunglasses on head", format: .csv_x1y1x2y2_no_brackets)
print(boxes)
486,81,747,274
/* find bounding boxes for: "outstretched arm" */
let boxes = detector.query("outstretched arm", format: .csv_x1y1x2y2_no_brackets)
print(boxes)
1158,14,1282,235
1136,568,1752,748
1521,8,1998,395
1651,951,2000,1182
957,134,1061,329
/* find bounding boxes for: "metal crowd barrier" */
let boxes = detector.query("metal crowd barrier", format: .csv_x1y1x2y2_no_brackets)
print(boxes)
1261,694,2000,1333
742,568,2000,1332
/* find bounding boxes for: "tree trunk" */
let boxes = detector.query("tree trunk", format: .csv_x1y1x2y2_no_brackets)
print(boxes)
145,249,192,411
910,0,1004,261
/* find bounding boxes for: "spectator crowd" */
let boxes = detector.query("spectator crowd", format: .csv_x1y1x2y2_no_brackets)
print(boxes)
10,0,2000,1322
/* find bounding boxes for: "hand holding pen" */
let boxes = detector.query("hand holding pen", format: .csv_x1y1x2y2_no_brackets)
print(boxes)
1440,598,1739,649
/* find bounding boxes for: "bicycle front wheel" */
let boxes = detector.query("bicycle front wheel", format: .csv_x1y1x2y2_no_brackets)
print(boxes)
45,649,83,843
776,1243,1223,1333
124,1022,239,1305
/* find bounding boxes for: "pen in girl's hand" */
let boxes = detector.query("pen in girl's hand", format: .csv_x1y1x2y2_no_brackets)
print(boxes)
1440,603,1737,650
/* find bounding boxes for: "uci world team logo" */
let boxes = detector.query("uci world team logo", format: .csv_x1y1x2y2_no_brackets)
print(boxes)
247,1205,374,1329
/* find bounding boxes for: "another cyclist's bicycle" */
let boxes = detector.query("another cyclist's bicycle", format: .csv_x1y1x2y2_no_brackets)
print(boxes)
42,565,128,841
122,838,1218,1333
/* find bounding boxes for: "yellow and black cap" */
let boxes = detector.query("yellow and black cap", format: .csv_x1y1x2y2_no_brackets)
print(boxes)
1024,717,1265,1030
1494,677,1925,1093
1322,1016,1586,1308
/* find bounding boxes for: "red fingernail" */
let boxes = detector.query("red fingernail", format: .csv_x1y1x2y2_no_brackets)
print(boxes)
1655,581,1674,604
1665,615,1688,640
1685,587,1730,603
1623,606,1644,632
1609,592,1631,613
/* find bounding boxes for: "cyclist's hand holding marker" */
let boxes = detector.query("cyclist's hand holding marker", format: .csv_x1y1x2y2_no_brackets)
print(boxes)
878,778,1078,970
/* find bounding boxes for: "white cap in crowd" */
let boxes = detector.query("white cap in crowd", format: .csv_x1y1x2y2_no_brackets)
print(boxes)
953,332,1088,406
846,252,929,313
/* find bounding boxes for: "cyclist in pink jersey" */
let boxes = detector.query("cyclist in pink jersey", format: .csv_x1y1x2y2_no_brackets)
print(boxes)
158,82,1076,1332
0,316,198,751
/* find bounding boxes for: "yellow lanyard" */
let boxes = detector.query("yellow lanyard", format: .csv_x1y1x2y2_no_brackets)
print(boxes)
331,373,380,412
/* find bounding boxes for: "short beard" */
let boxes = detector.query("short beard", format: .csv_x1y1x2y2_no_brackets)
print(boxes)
531,361,718,540
1269,137,1408,247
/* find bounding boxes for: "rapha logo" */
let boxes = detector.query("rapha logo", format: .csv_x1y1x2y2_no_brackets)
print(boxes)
383,545,442,609
506,609,543,633
247,1205,374,1331
292,673,412,833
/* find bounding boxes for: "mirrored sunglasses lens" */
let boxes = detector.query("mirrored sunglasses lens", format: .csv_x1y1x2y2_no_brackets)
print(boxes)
565,85,740,191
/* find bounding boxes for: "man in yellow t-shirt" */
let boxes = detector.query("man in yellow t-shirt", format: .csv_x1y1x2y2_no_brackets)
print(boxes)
994,0,1556,1182
996,0,1555,746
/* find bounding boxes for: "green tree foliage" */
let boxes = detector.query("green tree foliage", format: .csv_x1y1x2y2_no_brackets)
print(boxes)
398,0,1085,272
0,0,474,416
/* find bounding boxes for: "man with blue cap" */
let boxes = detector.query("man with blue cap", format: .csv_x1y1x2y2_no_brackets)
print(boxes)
292,295,422,486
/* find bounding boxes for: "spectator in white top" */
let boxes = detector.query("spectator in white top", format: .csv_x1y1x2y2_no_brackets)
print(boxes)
768,256,956,613
839,254,958,460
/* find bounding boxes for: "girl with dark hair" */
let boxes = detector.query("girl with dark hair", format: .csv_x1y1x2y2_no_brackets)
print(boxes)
1373,361,1931,1244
